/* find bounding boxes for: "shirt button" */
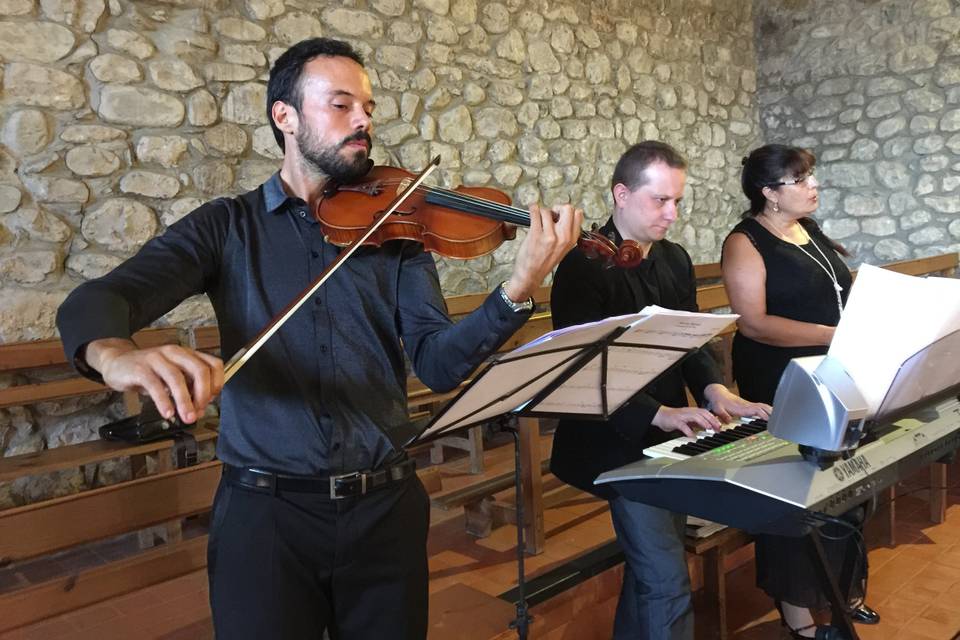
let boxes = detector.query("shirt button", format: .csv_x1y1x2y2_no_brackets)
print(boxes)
331,442,341,451
311,250,320,258
319,345,328,353
315,296,322,305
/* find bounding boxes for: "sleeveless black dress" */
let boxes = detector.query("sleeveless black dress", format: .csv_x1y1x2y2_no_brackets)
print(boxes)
729,217,852,406
724,217,864,609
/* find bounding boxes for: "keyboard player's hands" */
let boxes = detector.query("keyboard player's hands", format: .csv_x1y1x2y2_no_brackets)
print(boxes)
651,406,721,439
702,383,771,423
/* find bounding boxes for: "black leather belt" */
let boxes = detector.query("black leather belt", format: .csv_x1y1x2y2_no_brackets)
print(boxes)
223,460,417,499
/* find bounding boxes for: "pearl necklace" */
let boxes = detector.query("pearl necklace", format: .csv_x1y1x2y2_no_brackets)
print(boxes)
762,215,844,318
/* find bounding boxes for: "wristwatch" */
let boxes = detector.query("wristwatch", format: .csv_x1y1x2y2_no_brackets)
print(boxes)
498,281,534,313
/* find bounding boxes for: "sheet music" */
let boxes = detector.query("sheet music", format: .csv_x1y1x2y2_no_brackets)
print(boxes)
414,306,738,441
828,264,960,414
534,346,684,414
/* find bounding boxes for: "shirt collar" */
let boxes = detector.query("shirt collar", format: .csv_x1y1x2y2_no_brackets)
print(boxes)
263,171,306,215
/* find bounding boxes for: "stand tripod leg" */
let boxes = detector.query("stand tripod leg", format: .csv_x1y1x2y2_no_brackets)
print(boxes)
504,418,532,640
807,529,859,640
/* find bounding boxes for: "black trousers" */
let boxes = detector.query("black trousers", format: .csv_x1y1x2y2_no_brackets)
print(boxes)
207,470,431,640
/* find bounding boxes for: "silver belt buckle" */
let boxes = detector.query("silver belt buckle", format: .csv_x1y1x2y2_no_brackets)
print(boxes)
329,471,366,499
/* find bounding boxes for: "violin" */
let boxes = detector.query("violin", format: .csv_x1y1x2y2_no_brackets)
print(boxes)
315,163,644,269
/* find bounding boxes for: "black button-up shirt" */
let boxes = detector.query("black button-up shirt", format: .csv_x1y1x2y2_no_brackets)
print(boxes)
57,173,531,475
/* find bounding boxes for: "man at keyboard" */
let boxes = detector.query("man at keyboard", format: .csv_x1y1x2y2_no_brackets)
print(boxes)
549,141,770,640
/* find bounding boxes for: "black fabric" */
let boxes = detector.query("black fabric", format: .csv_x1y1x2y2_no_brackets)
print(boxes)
549,219,723,499
726,217,853,404
722,216,864,609
208,471,430,640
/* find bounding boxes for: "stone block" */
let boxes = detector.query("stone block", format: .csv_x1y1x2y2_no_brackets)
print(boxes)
4,63,84,110
81,197,157,251
98,86,184,127
0,20,75,62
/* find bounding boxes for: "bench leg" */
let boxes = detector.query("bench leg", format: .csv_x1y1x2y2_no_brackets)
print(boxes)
519,417,544,555
467,426,484,475
930,463,947,524
881,486,896,547
430,441,445,465
464,497,494,538
701,546,728,640
429,426,485,474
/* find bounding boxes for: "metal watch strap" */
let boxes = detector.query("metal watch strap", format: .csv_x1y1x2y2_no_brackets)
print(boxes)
498,281,534,313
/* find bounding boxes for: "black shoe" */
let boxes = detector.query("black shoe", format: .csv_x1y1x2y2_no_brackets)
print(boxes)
774,601,845,639
850,604,880,625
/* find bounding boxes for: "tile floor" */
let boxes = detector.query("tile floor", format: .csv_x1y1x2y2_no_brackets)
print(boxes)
1,464,958,640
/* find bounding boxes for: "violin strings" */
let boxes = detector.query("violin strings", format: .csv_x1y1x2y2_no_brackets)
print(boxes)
421,186,532,226
362,177,532,226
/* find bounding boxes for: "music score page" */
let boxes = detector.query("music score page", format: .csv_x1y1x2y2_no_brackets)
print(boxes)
828,264,960,415
416,307,736,440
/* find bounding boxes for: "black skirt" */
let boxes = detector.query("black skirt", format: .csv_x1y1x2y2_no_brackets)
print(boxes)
755,504,868,609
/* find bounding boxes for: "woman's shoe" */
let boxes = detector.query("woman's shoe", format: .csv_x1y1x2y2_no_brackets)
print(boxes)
774,600,844,639
850,603,880,625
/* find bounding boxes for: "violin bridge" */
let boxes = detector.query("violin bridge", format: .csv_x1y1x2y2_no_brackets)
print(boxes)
397,178,412,194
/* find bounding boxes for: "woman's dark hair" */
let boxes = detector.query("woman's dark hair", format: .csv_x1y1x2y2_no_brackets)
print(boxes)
266,38,365,151
740,144,849,257
611,140,687,192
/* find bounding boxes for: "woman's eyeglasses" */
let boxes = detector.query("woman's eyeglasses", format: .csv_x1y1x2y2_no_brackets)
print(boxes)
768,172,817,188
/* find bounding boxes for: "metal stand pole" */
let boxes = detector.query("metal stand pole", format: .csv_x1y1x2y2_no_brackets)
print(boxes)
807,528,859,640
504,417,532,640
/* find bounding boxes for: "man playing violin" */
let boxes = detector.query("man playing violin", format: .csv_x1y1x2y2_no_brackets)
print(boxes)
549,141,769,640
57,38,581,640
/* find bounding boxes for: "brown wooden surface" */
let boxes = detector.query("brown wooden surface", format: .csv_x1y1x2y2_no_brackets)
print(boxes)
427,583,517,640
0,461,221,562
192,325,221,351
0,535,208,633
881,252,958,277
696,283,731,311
431,458,551,510
0,377,106,409
694,261,722,281
0,424,218,483
0,328,180,373
519,417,545,555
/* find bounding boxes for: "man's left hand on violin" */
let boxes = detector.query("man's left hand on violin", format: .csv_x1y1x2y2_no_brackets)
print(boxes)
502,203,583,303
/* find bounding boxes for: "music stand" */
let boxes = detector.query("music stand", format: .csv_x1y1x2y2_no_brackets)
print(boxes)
407,307,736,639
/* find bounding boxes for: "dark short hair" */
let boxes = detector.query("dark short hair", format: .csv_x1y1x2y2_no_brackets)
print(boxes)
611,141,687,192
740,144,849,256
266,38,365,151
740,144,815,217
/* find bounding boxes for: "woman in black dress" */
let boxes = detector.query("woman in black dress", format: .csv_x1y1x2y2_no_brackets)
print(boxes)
721,145,876,638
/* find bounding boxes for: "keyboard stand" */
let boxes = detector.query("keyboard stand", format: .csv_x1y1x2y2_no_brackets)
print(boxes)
808,528,859,640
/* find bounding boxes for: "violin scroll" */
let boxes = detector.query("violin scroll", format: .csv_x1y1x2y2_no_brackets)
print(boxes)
577,227,644,269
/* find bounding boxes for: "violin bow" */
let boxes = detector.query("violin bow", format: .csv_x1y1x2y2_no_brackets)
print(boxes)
222,155,441,383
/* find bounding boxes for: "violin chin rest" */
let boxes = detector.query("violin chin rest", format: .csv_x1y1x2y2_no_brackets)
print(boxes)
98,401,193,443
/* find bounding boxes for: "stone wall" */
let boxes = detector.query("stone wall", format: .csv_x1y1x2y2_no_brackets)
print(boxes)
755,0,960,264
0,0,759,484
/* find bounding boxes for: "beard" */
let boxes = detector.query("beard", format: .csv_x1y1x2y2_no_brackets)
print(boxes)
297,126,373,183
